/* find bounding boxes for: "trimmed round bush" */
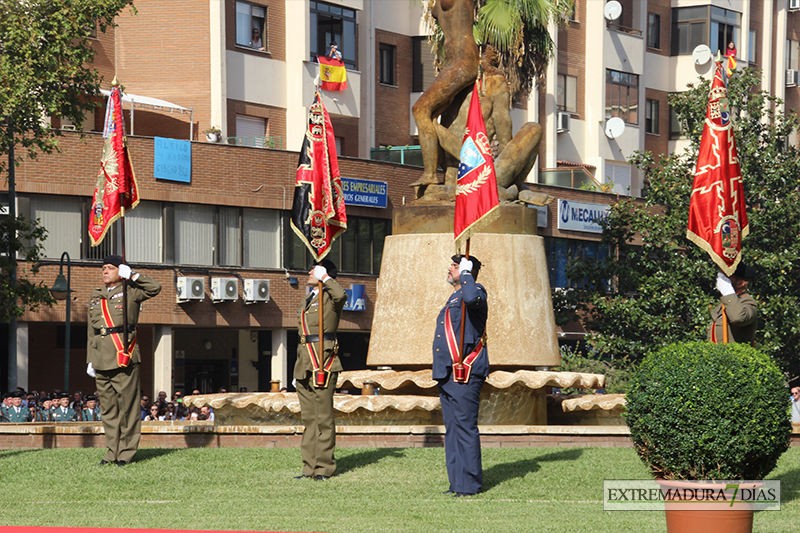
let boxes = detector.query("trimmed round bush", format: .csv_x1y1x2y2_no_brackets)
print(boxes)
625,341,791,480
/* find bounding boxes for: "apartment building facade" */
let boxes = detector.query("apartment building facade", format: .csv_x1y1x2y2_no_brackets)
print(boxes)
4,0,800,396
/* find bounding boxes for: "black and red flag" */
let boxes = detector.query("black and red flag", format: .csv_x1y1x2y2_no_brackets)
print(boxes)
290,92,347,261
686,61,749,276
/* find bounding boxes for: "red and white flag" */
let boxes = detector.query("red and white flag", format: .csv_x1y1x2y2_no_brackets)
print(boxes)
88,84,139,246
290,92,347,261
686,62,749,276
454,81,499,248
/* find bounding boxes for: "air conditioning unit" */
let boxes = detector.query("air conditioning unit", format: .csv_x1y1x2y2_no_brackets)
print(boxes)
794,70,800,87
176,276,205,303
243,279,271,304
790,0,800,12
211,277,239,302
557,112,570,133
786,69,799,87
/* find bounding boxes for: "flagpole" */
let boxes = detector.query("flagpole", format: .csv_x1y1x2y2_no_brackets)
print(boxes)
121,203,129,355
457,239,471,372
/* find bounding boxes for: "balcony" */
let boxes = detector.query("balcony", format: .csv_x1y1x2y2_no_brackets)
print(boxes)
370,145,422,167
227,136,282,149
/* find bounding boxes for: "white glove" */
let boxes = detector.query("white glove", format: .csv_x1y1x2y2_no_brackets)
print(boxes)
716,272,735,296
118,264,132,279
86,363,96,378
313,265,327,281
459,257,473,274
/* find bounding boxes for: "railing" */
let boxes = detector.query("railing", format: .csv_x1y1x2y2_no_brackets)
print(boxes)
370,145,423,167
227,136,282,149
606,21,642,37
539,167,603,191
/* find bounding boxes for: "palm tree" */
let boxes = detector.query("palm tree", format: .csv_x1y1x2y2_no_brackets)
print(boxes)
425,0,572,101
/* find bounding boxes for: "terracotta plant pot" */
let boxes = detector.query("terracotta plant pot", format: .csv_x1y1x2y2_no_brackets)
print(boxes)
656,479,760,533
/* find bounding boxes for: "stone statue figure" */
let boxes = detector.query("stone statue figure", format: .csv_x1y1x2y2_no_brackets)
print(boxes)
411,3,551,206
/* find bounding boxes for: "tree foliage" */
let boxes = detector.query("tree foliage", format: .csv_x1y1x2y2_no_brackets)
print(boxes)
558,68,800,373
1,0,134,320
0,0,135,174
424,0,573,101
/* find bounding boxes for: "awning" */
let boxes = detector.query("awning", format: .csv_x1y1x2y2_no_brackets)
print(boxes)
556,160,596,170
100,89,194,140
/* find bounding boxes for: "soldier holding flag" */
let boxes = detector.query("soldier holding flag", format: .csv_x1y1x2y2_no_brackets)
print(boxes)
87,81,161,466
290,92,348,479
686,59,757,345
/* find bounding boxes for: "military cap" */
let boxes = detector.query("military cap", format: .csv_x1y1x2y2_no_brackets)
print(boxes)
733,263,756,280
102,254,123,267
10,391,23,398
317,259,338,279
85,395,98,401
452,254,482,279
57,392,71,399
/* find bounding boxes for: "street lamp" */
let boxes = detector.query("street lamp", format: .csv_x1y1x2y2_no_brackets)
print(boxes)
50,252,72,392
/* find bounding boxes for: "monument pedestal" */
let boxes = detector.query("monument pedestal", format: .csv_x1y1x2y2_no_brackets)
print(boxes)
367,204,560,369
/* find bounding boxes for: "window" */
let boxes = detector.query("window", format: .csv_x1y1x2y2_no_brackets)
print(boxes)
605,69,639,125
285,215,389,275
30,195,82,260
236,1,267,51
174,204,215,266
669,101,687,140
379,43,396,85
605,162,632,196
412,36,436,93
645,99,659,134
544,237,610,290
671,6,740,56
243,208,280,268
748,30,757,64
647,12,660,49
126,201,162,264
310,0,357,70
235,115,267,147
557,74,577,114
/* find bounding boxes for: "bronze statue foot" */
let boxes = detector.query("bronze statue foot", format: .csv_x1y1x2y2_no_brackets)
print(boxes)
409,174,441,188
498,185,518,202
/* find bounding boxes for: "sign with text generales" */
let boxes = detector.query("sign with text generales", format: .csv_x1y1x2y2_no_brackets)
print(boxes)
154,137,191,183
341,178,388,208
557,198,610,233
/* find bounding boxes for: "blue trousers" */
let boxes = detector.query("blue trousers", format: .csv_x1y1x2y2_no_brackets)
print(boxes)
438,374,485,494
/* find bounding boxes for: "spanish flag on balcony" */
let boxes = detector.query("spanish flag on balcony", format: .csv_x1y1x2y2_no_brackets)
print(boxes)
318,56,348,91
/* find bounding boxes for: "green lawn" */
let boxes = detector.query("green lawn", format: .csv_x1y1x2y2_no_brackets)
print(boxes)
1,446,798,533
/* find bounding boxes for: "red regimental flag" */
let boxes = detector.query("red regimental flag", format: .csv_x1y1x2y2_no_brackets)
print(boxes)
686,62,749,276
318,56,348,92
290,92,347,261
88,86,139,246
454,81,499,248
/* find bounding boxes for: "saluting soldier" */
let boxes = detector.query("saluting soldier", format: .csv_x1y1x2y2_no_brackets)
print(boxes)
5,391,30,422
293,259,347,481
433,255,489,497
87,255,161,466
709,263,758,345
51,392,78,422
81,395,102,421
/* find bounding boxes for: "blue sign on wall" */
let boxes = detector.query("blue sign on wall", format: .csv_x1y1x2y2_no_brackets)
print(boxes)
343,284,366,311
154,137,191,183
341,178,387,208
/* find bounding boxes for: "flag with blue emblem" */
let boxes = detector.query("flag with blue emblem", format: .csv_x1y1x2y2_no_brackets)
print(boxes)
687,61,749,276
454,81,499,248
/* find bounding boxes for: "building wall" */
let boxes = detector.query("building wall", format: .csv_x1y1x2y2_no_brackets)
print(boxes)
374,30,414,147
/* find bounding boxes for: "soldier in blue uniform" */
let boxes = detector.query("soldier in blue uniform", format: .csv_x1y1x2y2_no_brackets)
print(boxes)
432,255,489,497
51,392,78,422
81,395,102,421
4,391,30,422
33,395,53,422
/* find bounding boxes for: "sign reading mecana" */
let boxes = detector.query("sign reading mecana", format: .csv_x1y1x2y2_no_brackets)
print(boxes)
557,198,610,233
341,178,388,208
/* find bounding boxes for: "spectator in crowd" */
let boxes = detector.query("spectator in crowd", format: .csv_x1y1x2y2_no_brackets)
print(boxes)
51,392,77,422
791,387,800,424
326,40,342,61
189,408,200,421
200,406,214,421
172,391,183,403
143,404,161,421
163,402,177,420
191,389,201,396
157,391,168,404
140,395,151,421
239,387,248,392
250,27,265,51
69,391,83,410
4,391,30,422
34,395,53,422
175,404,189,420
82,395,102,421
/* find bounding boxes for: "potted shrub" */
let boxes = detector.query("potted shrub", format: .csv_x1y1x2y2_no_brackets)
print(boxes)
625,341,791,533
202,126,222,142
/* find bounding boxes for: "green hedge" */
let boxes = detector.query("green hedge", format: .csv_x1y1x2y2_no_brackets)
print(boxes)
624,341,791,480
